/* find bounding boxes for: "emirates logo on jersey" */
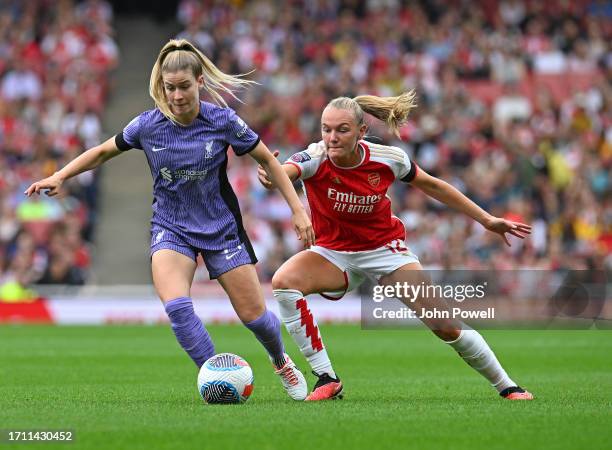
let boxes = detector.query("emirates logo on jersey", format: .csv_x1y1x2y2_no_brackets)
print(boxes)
368,172,381,187
327,188,383,214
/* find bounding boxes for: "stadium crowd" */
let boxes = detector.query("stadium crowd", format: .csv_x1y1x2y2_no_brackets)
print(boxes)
175,0,612,281
0,0,117,294
1,0,610,290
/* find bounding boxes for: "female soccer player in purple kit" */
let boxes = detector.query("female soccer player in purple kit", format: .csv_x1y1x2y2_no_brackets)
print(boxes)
25,39,311,400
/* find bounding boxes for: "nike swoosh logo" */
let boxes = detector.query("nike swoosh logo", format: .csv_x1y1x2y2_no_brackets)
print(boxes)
225,250,241,260
152,146,167,152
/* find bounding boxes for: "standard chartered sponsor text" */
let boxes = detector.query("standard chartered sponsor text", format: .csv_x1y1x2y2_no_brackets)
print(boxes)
161,167,209,181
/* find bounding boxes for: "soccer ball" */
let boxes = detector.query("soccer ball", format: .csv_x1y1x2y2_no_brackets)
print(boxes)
197,353,254,404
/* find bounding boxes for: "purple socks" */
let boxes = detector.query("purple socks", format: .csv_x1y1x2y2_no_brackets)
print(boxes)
164,297,215,367
164,298,285,369
244,309,287,368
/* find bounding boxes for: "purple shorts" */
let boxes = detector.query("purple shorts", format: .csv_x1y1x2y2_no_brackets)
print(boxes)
150,225,257,279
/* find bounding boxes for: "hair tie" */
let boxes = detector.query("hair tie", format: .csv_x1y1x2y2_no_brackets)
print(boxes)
162,43,191,55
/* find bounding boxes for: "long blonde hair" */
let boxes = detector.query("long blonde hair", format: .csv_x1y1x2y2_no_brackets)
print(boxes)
326,91,417,137
149,39,256,124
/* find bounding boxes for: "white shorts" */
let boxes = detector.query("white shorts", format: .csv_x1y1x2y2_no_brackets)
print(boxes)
308,239,420,300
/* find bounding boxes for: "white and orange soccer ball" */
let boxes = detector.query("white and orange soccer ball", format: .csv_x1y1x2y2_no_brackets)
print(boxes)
197,353,254,404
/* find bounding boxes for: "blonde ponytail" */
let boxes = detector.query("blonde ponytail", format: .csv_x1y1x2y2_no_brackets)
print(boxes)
149,39,256,124
353,91,417,137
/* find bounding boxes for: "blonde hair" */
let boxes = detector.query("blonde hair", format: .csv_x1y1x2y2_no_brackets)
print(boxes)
326,91,417,137
149,39,256,124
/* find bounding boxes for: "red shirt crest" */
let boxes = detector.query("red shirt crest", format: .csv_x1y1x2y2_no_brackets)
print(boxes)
367,172,381,187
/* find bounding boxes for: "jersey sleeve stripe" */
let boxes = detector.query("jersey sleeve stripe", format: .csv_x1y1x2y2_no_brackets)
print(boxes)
235,137,261,156
369,147,406,163
401,162,418,183
115,132,132,151
285,161,302,179
366,141,406,158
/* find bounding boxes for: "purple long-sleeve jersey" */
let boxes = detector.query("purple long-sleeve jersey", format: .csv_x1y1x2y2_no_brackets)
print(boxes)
115,101,260,251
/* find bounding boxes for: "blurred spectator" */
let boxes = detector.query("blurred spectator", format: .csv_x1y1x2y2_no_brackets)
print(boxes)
0,0,118,287
4,0,609,289
174,0,611,279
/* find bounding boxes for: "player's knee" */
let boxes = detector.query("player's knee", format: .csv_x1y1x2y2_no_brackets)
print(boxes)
156,286,190,304
271,270,304,292
236,303,265,323
433,327,461,342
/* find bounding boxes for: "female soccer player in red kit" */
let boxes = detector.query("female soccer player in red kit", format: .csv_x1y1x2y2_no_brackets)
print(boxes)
258,92,534,401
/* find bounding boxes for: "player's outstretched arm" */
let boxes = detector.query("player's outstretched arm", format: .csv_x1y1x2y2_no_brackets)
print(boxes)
24,136,123,197
250,142,314,247
256,150,299,189
410,167,531,246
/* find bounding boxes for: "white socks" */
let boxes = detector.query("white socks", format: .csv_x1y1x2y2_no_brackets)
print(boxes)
274,289,336,378
446,328,516,392
275,289,513,391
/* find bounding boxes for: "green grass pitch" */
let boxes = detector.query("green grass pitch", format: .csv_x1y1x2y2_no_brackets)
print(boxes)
1,324,610,449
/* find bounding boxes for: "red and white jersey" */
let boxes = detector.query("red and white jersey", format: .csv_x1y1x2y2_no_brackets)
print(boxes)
286,140,417,251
